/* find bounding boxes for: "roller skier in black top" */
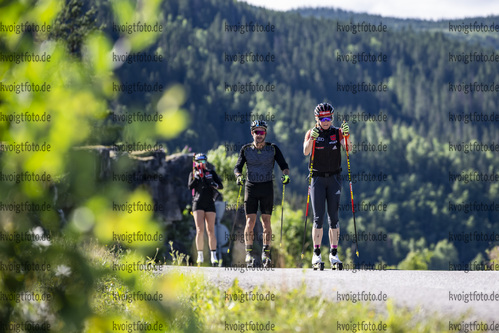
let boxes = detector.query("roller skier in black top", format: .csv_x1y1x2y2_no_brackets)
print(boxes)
234,120,290,268
188,153,224,266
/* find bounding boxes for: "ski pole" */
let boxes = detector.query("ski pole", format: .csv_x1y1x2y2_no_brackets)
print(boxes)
190,153,196,216
301,139,316,259
279,181,285,248
343,122,359,257
227,184,242,253
191,153,196,197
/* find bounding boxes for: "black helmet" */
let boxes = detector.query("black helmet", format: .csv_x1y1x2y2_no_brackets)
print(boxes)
314,103,334,117
250,120,268,131
194,153,207,161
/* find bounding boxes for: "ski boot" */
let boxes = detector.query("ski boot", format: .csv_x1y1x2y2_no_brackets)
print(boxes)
245,251,255,268
261,251,272,268
330,250,343,271
196,251,204,267
312,249,325,271
211,251,219,267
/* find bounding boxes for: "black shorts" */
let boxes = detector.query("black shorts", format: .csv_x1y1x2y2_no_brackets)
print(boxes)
192,198,215,213
244,181,273,215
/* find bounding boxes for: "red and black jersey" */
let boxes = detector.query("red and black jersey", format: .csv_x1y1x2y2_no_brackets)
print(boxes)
309,126,342,174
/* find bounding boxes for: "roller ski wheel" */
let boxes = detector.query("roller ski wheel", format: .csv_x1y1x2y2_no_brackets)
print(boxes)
312,251,323,270
245,252,255,268
261,252,272,268
262,258,272,268
330,252,343,270
312,262,325,271
210,252,219,267
331,262,343,270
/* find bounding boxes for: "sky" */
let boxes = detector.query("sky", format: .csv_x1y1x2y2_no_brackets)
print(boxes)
239,0,499,20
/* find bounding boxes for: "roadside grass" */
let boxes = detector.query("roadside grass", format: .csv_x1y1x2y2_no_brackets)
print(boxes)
3,238,470,332
180,273,464,333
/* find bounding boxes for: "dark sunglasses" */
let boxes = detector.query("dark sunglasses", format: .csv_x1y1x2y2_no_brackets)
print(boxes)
319,117,331,122
253,130,266,135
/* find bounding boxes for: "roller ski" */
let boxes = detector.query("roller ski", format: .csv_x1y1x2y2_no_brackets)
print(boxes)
196,251,204,267
312,249,325,271
261,250,272,268
245,251,256,268
330,250,343,271
211,251,219,267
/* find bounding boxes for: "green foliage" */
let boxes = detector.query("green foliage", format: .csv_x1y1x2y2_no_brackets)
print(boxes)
487,246,499,266
398,249,433,270
206,144,242,206
169,241,190,266
183,276,460,333
429,240,459,270
397,239,434,270
0,0,190,329
270,201,309,267
49,0,103,56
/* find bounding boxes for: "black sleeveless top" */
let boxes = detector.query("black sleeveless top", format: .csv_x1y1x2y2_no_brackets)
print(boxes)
309,126,342,173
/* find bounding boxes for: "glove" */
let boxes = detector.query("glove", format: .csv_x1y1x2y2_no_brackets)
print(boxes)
236,175,245,186
281,175,290,185
310,127,320,140
341,121,349,137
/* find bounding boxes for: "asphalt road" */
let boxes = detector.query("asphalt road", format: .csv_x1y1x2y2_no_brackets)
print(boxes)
164,266,499,324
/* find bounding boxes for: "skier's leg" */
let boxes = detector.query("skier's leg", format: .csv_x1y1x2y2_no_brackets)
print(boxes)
244,214,257,247
193,209,206,263
244,184,258,266
205,211,217,265
327,175,342,267
261,214,272,266
310,176,326,264
244,214,257,265
205,212,217,250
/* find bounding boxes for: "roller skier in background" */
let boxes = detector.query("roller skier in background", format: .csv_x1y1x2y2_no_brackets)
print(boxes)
234,120,290,268
188,153,224,266
303,103,351,270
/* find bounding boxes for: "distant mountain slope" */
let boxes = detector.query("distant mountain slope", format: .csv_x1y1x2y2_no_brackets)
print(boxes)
294,7,499,49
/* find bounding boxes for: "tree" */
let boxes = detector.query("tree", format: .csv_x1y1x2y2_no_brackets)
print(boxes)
49,0,102,56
